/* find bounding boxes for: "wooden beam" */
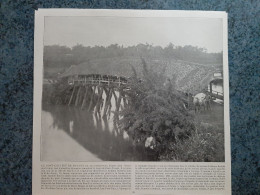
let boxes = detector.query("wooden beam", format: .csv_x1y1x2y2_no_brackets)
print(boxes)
107,88,116,117
111,88,117,103
68,85,76,106
64,85,72,104
81,86,89,109
103,88,112,118
116,89,122,113
121,90,128,109
114,88,122,129
78,86,85,106
75,86,82,106
92,88,98,111
103,87,109,96
95,87,104,116
88,86,96,111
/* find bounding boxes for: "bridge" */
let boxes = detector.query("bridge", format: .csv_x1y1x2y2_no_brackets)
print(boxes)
67,74,128,87
52,64,224,118
58,73,129,119
54,62,135,118
56,72,224,116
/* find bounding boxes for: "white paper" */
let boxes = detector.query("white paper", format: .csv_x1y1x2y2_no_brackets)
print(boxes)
33,9,230,195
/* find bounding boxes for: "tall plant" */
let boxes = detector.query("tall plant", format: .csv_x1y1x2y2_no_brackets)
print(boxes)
119,59,195,159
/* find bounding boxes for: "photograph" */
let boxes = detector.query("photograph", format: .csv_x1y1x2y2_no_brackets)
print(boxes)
41,13,225,162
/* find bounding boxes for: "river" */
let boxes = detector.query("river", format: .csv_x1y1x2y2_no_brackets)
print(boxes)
41,103,151,161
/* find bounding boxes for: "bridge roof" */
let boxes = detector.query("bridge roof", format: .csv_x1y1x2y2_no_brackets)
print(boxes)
59,59,137,78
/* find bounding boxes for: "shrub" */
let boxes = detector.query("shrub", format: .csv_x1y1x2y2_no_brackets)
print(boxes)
119,59,196,160
159,123,225,162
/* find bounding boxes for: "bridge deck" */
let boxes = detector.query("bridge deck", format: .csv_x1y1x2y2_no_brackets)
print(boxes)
67,74,128,87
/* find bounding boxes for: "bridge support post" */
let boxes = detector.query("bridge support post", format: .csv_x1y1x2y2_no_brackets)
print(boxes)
68,85,76,106
103,88,112,118
116,89,122,113
88,86,96,111
121,91,127,109
94,87,104,117
75,86,82,106
111,88,117,104
114,88,122,130
107,88,116,116
81,86,89,109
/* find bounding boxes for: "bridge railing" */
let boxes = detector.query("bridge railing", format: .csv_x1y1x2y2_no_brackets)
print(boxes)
68,75,128,87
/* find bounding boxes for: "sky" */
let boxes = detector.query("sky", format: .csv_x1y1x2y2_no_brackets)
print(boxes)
44,16,223,53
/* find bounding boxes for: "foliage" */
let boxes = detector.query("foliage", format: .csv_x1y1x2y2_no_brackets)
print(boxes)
119,59,196,160
43,44,223,78
159,123,225,162
119,59,225,162
42,79,72,105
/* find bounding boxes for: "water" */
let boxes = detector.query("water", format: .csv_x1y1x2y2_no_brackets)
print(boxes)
41,103,151,161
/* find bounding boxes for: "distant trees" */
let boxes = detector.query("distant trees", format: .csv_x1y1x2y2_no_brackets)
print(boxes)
44,45,73,68
43,43,223,78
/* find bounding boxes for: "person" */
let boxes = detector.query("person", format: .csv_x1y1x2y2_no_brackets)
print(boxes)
205,92,211,110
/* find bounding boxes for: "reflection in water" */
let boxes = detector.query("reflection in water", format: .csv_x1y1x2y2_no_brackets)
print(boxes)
69,121,74,134
42,104,149,161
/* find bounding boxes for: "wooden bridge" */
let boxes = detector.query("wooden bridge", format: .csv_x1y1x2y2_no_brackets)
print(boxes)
53,66,224,118
62,74,129,119
67,74,128,87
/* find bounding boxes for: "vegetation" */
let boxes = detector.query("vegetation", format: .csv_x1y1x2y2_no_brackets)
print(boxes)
44,44,222,78
159,122,224,162
118,59,224,162
42,46,224,161
42,79,72,105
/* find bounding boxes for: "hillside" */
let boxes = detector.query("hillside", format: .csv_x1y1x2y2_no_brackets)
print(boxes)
52,56,221,93
43,44,222,93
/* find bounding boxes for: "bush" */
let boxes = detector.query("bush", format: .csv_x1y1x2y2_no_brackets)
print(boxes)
42,79,72,105
159,123,225,162
119,59,196,160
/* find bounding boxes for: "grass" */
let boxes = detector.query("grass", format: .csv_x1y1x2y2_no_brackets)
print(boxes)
159,102,225,162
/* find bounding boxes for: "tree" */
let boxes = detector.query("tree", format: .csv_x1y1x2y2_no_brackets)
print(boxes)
119,59,195,160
